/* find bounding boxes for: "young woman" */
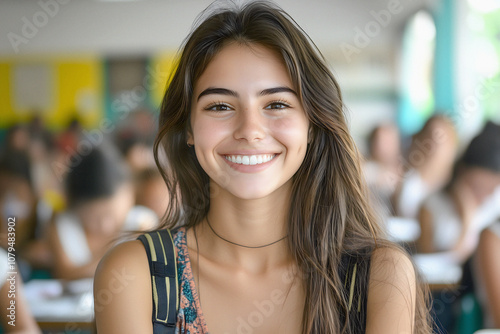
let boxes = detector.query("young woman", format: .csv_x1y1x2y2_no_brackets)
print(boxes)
95,2,431,333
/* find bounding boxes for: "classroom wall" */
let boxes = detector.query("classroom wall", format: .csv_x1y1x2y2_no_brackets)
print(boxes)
0,0,426,56
0,57,103,129
6,0,496,147
1,0,428,133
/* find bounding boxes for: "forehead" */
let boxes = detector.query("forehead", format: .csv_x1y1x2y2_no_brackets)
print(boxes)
193,43,293,94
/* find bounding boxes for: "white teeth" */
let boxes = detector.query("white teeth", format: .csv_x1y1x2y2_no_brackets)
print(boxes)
225,154,276,165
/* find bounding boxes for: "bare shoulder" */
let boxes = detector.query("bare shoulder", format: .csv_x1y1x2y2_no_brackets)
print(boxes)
95,239,150,277
370,247,416,281
366,247,416,334
94,240,153,333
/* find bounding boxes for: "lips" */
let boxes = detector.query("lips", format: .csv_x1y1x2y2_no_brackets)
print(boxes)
224,154,276,165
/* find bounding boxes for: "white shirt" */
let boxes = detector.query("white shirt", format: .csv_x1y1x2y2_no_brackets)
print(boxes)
397,170,430,219
423,189,500,252
55,206,158,266
0,248,9,289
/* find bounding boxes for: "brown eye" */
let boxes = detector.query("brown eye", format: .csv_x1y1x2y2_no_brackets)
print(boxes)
205,103,232,112
265,101,290,110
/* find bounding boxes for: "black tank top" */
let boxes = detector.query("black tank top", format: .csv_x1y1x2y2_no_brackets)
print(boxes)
338,249,372,333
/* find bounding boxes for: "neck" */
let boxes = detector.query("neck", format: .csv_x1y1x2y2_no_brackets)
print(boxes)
196,181,293,273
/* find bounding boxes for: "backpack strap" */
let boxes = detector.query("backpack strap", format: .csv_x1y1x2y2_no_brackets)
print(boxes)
137,229,179,334
339,250,372,332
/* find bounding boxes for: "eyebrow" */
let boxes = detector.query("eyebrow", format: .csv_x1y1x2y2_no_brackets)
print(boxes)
258,87,297,96
197,86,297,101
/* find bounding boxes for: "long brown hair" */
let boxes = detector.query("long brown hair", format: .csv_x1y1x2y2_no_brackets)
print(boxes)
153,1,431,333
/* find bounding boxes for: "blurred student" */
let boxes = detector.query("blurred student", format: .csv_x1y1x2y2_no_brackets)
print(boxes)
0,151,41,272
56,118,82,156
134,167,169,220
393,115,458,218
48,143,157,280
417,121,500,262
27,119,60,201
475,220,500,328
115,110,157,175
0,248,41,333
0,150,36,248
117,133,155,175
364,123,402,217
1,125,30,155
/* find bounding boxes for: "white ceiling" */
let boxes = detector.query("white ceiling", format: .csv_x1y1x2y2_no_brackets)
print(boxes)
0,0,436,56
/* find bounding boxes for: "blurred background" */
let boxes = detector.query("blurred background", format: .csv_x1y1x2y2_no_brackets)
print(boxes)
0,0,499,333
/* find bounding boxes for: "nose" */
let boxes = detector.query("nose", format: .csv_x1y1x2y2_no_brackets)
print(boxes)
233,108,266,142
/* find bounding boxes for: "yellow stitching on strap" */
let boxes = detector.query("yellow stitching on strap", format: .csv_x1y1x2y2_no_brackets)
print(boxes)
157,231,168,266
145,234,157,261
165,277,170,321
156,232,169,323
167,229,180,312
348,263,357,311
152,276,159,320
146,233,169,323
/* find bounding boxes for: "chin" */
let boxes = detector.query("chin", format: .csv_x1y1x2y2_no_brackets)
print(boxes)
223,180,288,201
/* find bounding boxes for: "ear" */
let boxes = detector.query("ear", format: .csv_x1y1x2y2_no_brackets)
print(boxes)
187,131,194,146
307,126,313,144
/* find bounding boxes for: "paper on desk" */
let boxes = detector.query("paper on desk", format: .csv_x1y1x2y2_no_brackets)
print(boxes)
25,279,94,322
413,253,463,285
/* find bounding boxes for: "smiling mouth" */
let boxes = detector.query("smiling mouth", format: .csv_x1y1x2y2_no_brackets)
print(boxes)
224,154,277,165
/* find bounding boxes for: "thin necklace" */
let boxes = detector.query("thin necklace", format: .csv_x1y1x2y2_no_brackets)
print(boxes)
206,216,288,249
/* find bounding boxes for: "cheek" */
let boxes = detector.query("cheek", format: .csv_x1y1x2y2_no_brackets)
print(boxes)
192,115,230,144
191,119,231,173
271,117,309,151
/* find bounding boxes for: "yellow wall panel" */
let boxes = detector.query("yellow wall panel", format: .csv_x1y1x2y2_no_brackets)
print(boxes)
0,62,15,127
150,52,178,109
0,57,103,131
49,59,103,129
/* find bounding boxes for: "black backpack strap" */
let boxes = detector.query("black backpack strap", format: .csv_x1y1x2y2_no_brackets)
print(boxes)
339,250,372,333
137,229,179,334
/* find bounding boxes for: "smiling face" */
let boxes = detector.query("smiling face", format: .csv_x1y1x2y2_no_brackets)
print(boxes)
189,43,309,200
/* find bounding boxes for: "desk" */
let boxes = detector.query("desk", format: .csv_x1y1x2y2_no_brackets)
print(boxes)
413,253,463,291
386,216,421,243
25,278,94,332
